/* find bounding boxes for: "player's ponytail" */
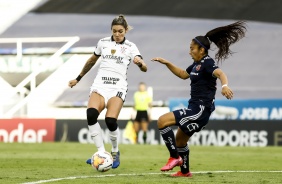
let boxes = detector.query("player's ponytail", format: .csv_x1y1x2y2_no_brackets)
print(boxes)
111,14,133,31
193,21,247,62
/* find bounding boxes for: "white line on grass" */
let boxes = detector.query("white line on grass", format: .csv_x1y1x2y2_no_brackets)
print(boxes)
21,171,282,184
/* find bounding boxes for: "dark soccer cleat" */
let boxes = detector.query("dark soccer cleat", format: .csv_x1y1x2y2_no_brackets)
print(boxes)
160,156,183,171
171,171,192,177
111,151,120,169
86,158,92,165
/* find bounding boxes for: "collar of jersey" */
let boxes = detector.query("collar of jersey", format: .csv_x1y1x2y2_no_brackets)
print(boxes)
111,36,126,44
199,54,209,63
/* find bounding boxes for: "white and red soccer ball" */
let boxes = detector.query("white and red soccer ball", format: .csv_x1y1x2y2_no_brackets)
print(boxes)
92,151,113,172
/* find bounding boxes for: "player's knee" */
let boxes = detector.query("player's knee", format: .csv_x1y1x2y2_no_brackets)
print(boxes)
157,115,166,129
87,108,99,126
105,117,118,131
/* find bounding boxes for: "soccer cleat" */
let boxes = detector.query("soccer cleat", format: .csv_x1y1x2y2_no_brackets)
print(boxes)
111,151,120,169
160,156,183,171
86,158,92,165
171,171,193,177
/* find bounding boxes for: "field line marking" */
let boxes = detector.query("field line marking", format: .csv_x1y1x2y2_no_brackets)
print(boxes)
21,170,282,184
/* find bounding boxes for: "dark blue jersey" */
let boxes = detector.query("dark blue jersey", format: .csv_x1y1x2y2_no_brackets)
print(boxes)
186,55,218,110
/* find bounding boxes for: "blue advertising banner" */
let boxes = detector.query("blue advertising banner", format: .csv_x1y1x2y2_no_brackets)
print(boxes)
168,98,282,120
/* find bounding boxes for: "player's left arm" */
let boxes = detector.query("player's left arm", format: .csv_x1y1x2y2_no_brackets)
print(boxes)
213,68,233,100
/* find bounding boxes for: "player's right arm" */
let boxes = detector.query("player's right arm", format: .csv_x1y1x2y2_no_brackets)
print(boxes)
151,57,189,79
79,54,100,77
68,54,100,88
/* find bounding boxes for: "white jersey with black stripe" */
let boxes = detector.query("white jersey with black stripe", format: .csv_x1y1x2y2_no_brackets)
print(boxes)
92,36,141,90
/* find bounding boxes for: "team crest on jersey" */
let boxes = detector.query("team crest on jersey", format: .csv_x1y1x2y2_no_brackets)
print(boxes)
120,46,127,54
111,49,116,55
196,65,201,71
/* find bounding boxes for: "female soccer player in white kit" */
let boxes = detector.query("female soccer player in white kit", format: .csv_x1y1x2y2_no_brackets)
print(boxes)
68,14,147,169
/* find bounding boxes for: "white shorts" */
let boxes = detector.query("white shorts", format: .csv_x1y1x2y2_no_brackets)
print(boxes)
89,84,127,106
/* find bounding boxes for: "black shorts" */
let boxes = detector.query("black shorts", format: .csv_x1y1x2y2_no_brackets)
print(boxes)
173,103,212,136
135,110,149,122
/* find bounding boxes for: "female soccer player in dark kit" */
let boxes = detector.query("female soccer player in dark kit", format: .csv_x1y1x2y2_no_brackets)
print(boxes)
68,14,147,169
151,21,247,177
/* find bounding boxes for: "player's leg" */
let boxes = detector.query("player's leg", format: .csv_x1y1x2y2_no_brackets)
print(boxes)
140,111,149,144
133,120,140,143
171,104,211,177
141,121,149,144
133,111,141,143
171,128,193,177
86,92,105,164
106,96,123,169
158,112,183,171
87,92,105,151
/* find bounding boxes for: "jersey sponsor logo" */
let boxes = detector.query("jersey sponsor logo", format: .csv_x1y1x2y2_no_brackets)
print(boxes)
102,77,120,85
102,55,124,63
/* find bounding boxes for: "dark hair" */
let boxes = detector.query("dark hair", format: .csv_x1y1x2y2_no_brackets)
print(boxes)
193,21,247,61
111,14,133,31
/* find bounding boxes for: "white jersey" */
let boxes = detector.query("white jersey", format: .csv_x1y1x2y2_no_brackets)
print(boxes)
92,36,142,90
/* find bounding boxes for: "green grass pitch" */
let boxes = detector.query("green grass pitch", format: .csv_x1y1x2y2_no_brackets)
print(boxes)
0,143,281,184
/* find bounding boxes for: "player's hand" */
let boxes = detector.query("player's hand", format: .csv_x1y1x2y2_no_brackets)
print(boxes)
68,79,78,88
221,86,233,100
133,56,143,66
151,57,168,65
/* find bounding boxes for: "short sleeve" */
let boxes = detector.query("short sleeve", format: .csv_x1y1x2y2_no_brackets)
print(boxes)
186,62,196,74
130,43,141,61
94,39,102,56
204,59,218,74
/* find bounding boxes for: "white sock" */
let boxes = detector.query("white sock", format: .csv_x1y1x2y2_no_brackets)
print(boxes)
109,128,119,152
88,123,105,152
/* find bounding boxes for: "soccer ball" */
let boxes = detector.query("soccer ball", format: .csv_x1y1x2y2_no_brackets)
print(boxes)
92,151,113,172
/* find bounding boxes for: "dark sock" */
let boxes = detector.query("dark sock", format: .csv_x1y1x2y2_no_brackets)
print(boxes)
177,144,190,174
143,131,147,144
159,127,178,158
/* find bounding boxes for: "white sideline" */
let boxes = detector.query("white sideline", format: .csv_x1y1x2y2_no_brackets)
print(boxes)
21,170,282,184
